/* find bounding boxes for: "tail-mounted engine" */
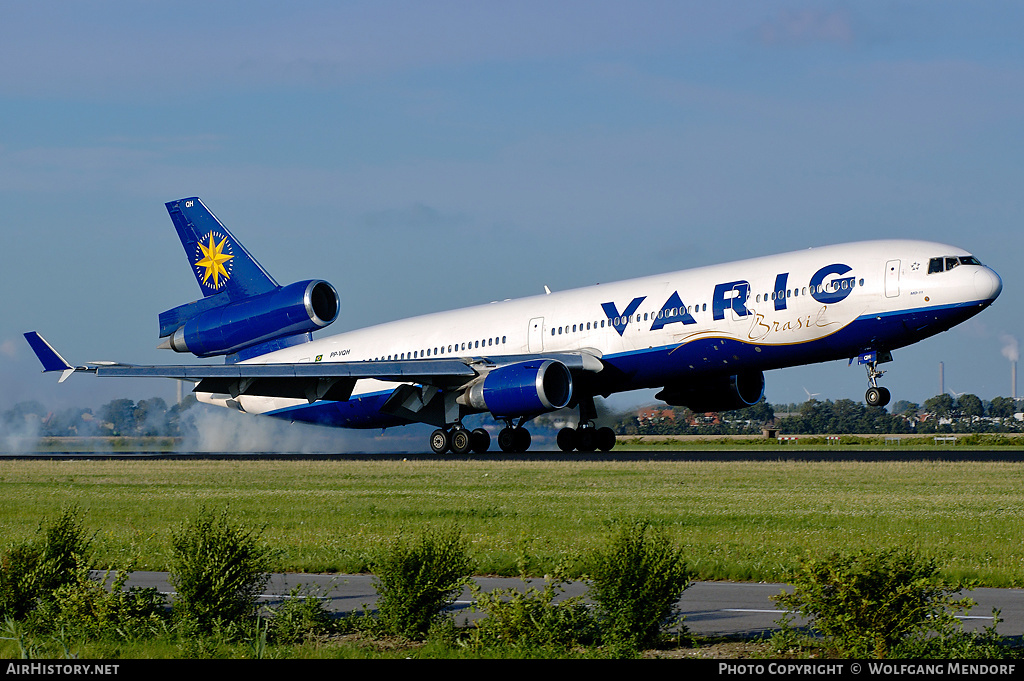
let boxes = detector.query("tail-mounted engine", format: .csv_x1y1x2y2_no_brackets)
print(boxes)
158,279,339,358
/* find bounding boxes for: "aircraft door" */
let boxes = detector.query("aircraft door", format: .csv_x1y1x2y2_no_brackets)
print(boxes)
885,260,901,298
528,317,544,352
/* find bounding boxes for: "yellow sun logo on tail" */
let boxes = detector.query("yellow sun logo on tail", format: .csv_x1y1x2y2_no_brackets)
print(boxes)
195,232,234,290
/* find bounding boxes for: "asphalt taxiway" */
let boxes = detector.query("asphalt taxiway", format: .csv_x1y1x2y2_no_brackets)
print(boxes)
120,572,1023,638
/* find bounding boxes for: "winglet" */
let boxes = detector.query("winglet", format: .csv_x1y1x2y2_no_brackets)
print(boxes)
23,332,76,383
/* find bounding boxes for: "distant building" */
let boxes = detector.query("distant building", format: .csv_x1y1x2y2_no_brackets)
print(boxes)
636,408,675,423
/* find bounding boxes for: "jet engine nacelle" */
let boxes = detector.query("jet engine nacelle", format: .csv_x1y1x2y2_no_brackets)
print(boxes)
655,370,765,413
162,279,339,357
461,359,573,419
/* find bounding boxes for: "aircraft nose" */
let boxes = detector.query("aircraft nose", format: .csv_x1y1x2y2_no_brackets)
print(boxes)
974,267,1002,302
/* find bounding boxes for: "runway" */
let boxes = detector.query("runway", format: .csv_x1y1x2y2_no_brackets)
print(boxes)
9,448,1024,462
120,572,1024,638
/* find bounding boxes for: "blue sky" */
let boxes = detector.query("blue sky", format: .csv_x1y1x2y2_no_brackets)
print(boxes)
2,1,1023,418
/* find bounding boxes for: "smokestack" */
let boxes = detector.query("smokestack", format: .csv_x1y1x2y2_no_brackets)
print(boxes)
1000,334,1020,400
939,361,944,397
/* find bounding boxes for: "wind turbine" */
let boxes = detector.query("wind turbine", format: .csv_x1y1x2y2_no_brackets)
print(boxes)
803,387,820,401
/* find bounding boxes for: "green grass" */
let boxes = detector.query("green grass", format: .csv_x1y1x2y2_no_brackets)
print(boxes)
1,458,1023,586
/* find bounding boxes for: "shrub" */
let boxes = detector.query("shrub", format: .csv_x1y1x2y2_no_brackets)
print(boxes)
773,547,976,658
168,508,273,632
893,611,1013,659
0,506,92,621
269,585,334,644
585,519,691,651
29,567,167,641
371,525,473,639
469,578,598,651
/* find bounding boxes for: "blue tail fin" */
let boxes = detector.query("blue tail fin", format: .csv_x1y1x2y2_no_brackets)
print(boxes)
165,197,278,301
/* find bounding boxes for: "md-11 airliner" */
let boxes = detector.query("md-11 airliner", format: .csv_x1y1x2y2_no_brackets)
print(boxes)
26,197,1003,453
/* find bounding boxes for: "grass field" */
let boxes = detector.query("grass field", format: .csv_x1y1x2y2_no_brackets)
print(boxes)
1,456,1023,587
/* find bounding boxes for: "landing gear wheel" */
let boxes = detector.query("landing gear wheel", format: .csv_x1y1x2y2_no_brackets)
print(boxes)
470,428,490,454
512,427,531,453
430,429,450,454
450,427,473,455
556,428,578,452
595,427,616,452
497,427,516,453
498,424,532,453
865,386,891,408
576,427,597,453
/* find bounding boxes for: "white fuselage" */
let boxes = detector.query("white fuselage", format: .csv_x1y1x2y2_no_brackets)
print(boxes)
198,239,1002,424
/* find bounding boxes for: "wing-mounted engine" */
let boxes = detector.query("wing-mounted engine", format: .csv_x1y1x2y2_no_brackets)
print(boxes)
655,370,764,413
158,279,339,358
458,359,573,418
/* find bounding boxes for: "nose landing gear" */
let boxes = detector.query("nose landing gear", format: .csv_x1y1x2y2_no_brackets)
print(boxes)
861,351,892,408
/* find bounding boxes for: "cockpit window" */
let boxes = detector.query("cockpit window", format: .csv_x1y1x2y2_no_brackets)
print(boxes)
928,255,983,274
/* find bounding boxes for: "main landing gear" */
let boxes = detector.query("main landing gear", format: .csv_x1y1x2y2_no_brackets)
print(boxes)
556,393,617,453
556,424,616,452
430,426,491,455
429,420,532,454
497,421,532,453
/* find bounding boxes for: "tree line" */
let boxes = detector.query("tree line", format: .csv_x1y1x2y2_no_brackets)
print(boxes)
3,391,1023,441
1,395,199,439
616,394,1024,436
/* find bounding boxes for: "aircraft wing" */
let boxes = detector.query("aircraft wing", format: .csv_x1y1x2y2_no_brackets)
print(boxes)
23,331,604,404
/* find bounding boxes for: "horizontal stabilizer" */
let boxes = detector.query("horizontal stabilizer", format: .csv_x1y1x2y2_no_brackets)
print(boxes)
23,332,76,383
